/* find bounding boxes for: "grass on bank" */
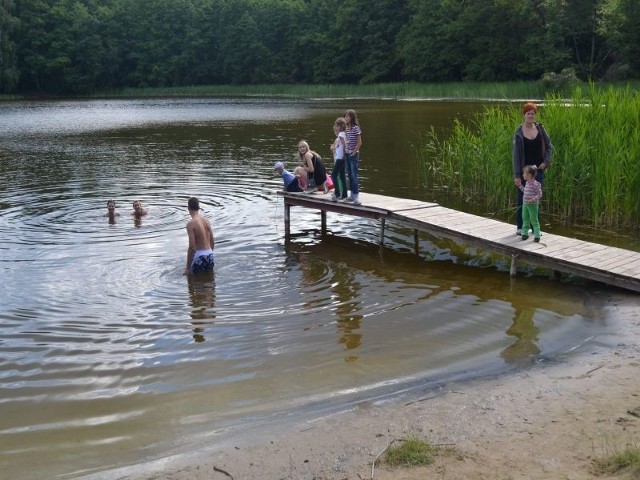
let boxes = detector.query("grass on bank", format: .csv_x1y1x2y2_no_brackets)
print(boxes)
68,80,637,101
4,81,548,101
593,443,640,477
383,437,435,466
380,436,459,468
419,83,640,230
5,79,639,101
99,81,549,100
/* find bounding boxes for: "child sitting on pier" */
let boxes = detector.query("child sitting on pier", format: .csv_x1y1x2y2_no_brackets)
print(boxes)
274,161,303,192
518,164,543,242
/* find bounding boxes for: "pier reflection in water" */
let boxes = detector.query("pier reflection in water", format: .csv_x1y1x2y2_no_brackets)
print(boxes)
0,98,623,479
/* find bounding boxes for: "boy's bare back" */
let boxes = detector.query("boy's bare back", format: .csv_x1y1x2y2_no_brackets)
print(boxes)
187,216,214,251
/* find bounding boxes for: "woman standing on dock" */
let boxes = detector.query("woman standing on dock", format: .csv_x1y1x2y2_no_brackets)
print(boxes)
512,102,552,236
344,109,362,205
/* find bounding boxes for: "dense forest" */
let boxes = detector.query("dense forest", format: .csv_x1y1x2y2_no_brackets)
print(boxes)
1,0,639,95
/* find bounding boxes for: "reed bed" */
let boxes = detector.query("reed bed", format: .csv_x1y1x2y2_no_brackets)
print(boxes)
419,84,640,229
94,81,549,100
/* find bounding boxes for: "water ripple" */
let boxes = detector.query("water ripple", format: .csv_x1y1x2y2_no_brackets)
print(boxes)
0,98,618,480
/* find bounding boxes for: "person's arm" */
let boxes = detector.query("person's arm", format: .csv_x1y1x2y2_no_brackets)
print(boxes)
305,152,314,172
539,123,552,169
208,220,215,250
353,133,362,154
185,224,195,275
340,133,347,151
512,130,522,186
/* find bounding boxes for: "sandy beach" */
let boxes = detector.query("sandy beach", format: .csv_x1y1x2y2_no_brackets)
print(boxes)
102,291,640,480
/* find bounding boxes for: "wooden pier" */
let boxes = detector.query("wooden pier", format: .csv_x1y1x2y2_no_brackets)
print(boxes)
280,191,640,294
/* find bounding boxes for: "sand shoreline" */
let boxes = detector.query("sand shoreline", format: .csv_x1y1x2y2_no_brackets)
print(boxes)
86,292,640,480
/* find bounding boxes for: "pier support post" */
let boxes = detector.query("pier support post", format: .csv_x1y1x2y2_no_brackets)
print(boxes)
321,210,327,235
284,202,291,239
414,229,419,255
510,254,518,277
379,218,386,247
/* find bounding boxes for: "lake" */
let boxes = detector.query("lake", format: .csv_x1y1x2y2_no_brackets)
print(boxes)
0,97,628,479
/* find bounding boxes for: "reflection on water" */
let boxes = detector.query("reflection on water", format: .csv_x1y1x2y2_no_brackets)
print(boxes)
292,247,364,357
501,307,541,367
0,98,627,479
187,273,216,343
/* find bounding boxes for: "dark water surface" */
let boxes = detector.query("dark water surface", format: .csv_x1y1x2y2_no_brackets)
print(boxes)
0,98,629,479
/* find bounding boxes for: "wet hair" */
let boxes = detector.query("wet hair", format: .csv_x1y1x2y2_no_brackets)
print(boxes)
523,164,538,177
188,197,200,211
522,102,537,115
343,109,359,127
334,117,347,131
107,200,115,208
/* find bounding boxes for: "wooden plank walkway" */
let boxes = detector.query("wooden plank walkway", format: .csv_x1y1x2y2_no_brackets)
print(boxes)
279,191,640,293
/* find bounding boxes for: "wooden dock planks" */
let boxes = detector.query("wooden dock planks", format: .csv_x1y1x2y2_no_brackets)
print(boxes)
280,191,640,293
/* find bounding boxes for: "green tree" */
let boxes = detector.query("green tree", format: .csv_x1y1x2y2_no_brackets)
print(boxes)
599,0,640,78
561,0,609,79
397,0,465,81
0,0,19,92
213,0,270,84
355,0,409,83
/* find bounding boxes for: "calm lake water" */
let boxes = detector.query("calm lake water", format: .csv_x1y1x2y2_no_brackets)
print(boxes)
0,98,631,479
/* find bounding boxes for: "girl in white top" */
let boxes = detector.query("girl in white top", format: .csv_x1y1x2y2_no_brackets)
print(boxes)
330,117,348,201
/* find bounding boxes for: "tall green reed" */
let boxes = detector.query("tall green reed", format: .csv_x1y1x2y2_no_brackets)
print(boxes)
93,81,549,100
420,84,640,229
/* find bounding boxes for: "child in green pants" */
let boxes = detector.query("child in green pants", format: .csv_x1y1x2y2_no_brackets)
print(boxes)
518,165,543,242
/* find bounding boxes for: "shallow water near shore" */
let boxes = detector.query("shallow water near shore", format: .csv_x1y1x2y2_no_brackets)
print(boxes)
0,98,635,479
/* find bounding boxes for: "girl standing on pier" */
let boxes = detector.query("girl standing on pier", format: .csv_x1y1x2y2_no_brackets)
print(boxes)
330,117,348,201
344,109,362,205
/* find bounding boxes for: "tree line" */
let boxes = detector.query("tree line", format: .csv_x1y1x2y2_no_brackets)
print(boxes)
1,0,639,95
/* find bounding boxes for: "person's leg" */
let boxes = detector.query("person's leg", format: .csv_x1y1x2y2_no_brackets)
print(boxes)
531,203,541,239
331,159,343,199
306,173,316,191
349,152,359,196
286,178,302,192
521,204,531,239
535,173,544,228
515,184,524,233
345,153,353,199
338,159,347,198
346,152,360,203
337,158,347,198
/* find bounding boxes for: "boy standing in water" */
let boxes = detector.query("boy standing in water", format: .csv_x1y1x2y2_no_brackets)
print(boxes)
185,197,215,275
518,165,543,242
